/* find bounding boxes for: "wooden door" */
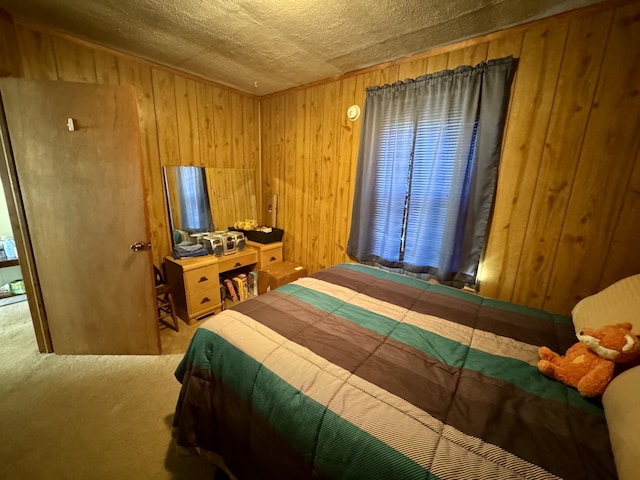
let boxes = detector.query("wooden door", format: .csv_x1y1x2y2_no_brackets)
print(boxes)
0,79,159,354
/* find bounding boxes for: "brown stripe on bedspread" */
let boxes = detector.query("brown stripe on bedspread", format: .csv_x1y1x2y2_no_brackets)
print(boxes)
232,291,611,478
313,267,577,352
449,369,615,480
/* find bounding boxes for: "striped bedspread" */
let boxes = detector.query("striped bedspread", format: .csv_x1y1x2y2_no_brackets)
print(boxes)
173,263,616,479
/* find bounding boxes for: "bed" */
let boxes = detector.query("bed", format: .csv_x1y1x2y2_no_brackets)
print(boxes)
172,263,634,479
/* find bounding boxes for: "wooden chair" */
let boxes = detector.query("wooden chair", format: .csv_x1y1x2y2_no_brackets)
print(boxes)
155,265,179,332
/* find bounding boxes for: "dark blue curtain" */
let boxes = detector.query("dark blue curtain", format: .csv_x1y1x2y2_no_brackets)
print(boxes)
347,57,516,287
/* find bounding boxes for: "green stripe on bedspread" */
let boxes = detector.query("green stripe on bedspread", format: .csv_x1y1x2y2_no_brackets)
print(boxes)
179,328,437,480
276,282,601,417
337,264,572,323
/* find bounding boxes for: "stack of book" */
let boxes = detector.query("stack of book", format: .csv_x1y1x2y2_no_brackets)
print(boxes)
223,271,258,303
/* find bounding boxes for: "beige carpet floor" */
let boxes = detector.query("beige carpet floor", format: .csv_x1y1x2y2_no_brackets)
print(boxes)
0,302,215,480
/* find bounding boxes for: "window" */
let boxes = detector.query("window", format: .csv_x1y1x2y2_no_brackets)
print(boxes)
347,57,516,287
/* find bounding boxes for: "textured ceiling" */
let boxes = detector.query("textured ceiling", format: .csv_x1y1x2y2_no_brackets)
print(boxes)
0,0,603,95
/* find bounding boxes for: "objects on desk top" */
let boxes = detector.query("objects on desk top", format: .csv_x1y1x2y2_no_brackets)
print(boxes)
230,222,284,244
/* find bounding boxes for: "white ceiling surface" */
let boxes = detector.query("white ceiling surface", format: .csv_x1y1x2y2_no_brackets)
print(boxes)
0,0,603,95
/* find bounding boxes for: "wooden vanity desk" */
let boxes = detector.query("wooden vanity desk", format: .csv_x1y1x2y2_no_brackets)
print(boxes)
164,247,258,325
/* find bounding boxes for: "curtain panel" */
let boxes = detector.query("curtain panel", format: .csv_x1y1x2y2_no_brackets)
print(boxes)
347,56,516,287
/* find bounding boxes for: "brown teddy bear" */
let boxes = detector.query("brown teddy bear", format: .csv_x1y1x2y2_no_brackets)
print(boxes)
538,322,640,397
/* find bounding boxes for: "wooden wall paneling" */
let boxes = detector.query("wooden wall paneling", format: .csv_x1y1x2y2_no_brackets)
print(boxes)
397,57,428,81
333,75,358,265
300,86,316,268
292,89,307,264
379,64,400,85
0,13,22,77
486,30,525,60
511,11,613,308
230,92,245,168
212,87,232,167
93,49,120,85
271,94,285,228
543,2,640,314
446,42,489,68
197,83,216,166
117,58,170,266
425,53,449,73
151,68,180,166
174,76,201,166
50,35,97,83
14,23,58,80
600,146,640,288
307,84,324,273
242,95,258,170
283,93,297,261
241,167,258,221
318,81,340,270
479,22,569,301
260,96,273,208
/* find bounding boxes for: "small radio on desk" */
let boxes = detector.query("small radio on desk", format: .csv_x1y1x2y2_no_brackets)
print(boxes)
203,231,246,256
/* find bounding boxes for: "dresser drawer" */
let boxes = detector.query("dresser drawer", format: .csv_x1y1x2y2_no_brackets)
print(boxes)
217,249,258,273
259,246,283,270
184,264,218,292
187,288,219,318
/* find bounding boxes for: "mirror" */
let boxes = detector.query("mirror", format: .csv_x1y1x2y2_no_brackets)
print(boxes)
163,166,215,245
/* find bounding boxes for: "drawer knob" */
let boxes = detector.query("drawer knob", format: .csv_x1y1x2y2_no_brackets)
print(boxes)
201,297,210,304
234,262,241,267
199,276,208,283
270,256,276,261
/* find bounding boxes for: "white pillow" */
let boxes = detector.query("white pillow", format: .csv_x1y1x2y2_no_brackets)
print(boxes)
602,366,640,480
571,274,640,335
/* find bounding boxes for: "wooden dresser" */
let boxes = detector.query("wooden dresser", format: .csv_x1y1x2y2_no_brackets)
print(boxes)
164,242,287,325
164,247,258,324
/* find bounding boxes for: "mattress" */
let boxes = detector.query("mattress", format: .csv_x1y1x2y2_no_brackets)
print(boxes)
172,263,616,479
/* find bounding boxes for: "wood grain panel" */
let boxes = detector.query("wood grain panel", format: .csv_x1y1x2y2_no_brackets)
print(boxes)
479,23,569,300
14,23,58,80
544,2,640,313
0,13,21,77
318,81,340,271
397,57,428,81
426,53,449,73
174,76,201,166
292,89,307,264
512,11,613,308
230,93,244,167
283,93,297,261
333,76,358,265
93,49,120,85
197,83,216,166
151,68,180,167
446,42,489,68
212,87,233,167
50,36,97,82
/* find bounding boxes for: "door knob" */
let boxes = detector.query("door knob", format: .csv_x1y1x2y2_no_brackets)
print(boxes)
130,242,151,252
